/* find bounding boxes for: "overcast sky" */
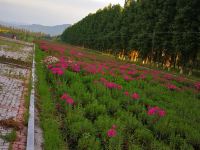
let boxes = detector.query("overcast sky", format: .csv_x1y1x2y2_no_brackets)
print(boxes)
0,0,124,26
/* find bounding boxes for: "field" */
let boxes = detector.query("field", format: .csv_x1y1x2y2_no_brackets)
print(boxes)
36,40,200,150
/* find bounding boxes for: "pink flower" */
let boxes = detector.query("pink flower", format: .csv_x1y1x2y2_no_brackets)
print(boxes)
107,125,117,137
124,91,129,96
100,78,122,90
48,64,53,69
147,106,166,117
61,93,69,100
164,74,173,80
167,84,177,91
60,93,74,105
112,124,117,129
147,107,157,116
61,62,68,69
51,67,64,75
66,98,74,105
71,64,80,72
194,82,200,91
57,70,64,75
128,70,136,75
132,93,140,100
107,129,117,138
123,75,133,81
158,110,166,117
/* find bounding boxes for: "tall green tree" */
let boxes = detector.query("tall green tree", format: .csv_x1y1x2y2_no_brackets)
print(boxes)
61,0,200,74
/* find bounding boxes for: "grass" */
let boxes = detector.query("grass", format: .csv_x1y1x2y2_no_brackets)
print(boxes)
0,40,23,52
0,129,17,150
0,130,17,142
24,73,32,126
35,45,67,150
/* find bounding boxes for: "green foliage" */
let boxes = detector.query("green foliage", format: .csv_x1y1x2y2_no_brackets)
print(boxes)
36,37,200,149
67,119,95,142
0,130,16,142
85,102,106,121
61,0,200,72
77,134,101,150
134,128,154,147
35,46,67,150
106,99,120,116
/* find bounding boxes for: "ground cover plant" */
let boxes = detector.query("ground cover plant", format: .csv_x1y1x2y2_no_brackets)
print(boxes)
37,40,200,150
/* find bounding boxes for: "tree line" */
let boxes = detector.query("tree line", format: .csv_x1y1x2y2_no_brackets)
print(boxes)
61,0,200,75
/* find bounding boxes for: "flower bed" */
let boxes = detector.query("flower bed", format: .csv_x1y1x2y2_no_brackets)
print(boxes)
37,41,200,150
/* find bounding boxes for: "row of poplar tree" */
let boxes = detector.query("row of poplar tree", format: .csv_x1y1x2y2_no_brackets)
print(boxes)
61,0,200,72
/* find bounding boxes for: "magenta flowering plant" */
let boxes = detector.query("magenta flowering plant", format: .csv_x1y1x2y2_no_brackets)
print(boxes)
71,63,81,72
124,91,129,96
60,93,75,105
127,70,137,76
107,125,117,138
163,73,173,80
61,93,69,100
123,75,133,81
39,40,67,54
167,84,177,91
51,67,64,75
136,74,146,80
147,106,166,117
131,93,140,100
37,40,200,149
194,82,200,91
99,78,122,90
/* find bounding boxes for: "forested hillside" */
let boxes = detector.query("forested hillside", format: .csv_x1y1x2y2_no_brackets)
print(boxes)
61,0,200,75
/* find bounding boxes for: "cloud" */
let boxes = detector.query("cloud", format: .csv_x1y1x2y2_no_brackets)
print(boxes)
0,0,124,25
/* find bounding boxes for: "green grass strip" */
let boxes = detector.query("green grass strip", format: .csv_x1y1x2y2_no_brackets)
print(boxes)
35,45,67,150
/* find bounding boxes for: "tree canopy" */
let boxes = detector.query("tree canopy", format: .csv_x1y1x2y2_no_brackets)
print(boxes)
61,0,200,73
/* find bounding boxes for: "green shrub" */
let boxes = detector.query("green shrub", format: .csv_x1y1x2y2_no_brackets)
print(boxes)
94,115,114,135
78,133,101,150
98,95,113,106
186,128,200,149
151,140,171,150
128,144,143,150
106,99,120,116
111,89,124,99
70,81,86,98
78,92,96,106
94,83,111,98
116,110,142,134
67,119,95,142
107,134,124,150
134,128,154,147
127,104,145,116
180,140,194,150
63,70,81,83
154,119,172,140
85,102,106,121
169,135,185,150
65,107,85,125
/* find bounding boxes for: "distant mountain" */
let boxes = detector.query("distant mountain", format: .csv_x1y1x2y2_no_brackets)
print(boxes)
18,24,71,36
0,21,71,36
0,20,27,26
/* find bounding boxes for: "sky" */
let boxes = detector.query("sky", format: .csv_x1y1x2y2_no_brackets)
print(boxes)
0,0,124,26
